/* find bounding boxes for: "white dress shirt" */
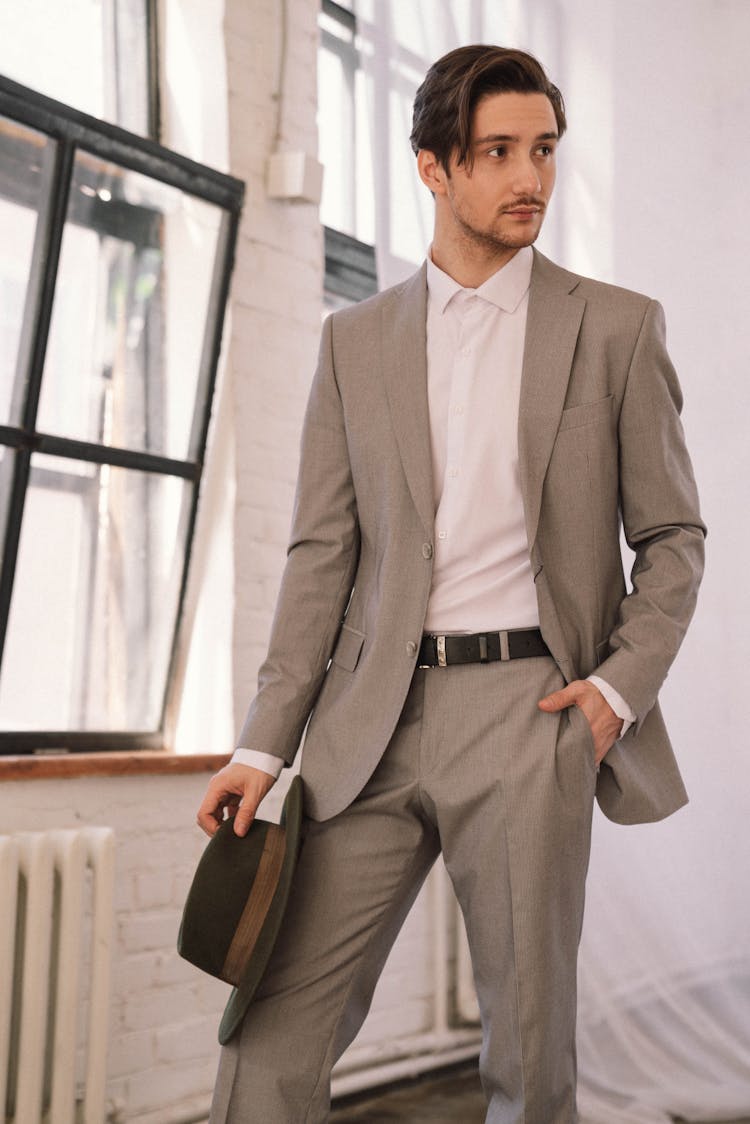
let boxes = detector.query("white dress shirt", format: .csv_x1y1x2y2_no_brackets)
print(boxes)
423,246,539,631
233,249,634,778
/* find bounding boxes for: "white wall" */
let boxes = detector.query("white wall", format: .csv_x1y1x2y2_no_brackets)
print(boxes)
536,0,750,948
525,3,750,1106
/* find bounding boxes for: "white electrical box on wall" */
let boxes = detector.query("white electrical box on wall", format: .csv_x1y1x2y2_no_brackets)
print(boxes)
266,151,324,204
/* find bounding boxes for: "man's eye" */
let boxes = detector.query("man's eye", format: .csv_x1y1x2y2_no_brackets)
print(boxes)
488,146,506,158
537,145,553,157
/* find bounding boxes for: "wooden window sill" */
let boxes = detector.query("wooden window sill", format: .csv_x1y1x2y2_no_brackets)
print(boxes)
0,751,232,781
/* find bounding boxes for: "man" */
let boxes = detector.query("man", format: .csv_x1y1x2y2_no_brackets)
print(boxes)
199,45,705,1123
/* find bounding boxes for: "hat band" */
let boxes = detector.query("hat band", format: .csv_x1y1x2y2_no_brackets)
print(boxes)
220,823,288,986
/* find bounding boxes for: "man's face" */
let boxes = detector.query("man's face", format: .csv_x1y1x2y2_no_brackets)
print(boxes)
439,91,558,255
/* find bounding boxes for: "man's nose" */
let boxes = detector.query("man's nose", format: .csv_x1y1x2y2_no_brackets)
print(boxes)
512,158,541,194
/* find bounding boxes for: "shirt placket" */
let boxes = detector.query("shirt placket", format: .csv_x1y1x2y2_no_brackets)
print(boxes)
436,294,478,550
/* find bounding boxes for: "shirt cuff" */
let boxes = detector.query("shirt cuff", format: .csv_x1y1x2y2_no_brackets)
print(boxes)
230,748,285,779
587,675,636,739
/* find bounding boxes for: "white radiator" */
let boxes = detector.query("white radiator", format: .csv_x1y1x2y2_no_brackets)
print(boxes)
0,828,115,1124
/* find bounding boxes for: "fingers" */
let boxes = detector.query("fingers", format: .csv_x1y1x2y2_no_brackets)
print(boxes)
537,680,586,712
196,780,228,837
232,770,277,836
196,765,277,838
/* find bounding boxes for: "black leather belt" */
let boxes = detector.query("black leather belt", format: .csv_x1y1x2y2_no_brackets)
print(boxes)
418,628,550,668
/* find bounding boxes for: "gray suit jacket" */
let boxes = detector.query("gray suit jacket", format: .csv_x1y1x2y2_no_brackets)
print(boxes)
238,250,706,824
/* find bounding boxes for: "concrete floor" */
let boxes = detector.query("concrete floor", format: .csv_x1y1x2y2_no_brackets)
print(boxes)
330,1063,485,1122
330,1063,750,1123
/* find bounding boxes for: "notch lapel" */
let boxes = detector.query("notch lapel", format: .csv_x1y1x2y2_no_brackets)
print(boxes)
382,264,435,535
518,251,586,552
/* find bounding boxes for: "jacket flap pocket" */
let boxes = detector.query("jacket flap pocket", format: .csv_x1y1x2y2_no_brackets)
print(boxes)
331,625,365,672
558,395,613,432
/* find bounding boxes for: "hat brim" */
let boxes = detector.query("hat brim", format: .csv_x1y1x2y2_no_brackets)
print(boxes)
217,775,304,1045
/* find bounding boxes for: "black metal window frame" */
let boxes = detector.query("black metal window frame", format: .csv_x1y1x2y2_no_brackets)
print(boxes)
145,0,163,140
324,227,377,304
319,4,378,304
0,75,244,754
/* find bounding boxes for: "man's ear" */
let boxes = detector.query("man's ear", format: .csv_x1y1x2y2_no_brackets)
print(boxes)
417,149,449,196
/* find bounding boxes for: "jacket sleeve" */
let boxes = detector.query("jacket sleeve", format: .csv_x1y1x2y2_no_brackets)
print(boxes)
236,313,361,762
594,299,706,726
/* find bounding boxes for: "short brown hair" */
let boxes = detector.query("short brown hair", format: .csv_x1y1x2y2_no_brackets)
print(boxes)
410,45,566,171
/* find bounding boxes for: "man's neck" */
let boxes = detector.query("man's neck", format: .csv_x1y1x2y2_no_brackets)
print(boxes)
429,239,521,288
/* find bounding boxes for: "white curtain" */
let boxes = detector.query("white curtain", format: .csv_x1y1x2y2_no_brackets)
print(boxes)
354,1,750,1120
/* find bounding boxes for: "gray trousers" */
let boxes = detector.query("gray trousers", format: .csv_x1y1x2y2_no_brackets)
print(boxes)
210,655,597,1123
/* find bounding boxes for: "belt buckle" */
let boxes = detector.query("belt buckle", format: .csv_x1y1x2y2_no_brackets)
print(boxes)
499,630,510,661
436,635,447,667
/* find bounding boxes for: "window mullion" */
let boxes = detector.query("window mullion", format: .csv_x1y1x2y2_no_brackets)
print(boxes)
184,208,239,464
145,0,162,142
0,447,31,674
19,138,75,433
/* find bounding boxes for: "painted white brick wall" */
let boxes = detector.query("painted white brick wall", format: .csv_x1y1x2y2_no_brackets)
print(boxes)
225,0,326,724
1,772,226,1123
0,3,443,1122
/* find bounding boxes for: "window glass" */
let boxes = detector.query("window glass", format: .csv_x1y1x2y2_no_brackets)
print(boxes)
318,3,374,244
0,117,57,425
0,56,241,750
0,0,151,135
0,454,190,731
37,153,223,461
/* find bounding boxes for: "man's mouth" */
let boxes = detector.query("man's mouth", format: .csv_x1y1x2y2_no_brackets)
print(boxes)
502,201,544,216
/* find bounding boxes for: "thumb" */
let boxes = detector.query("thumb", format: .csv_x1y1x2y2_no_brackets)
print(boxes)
233,796,258,838
538,683,581,713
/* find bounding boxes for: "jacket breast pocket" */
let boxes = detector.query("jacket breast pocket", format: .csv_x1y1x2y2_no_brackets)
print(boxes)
558,395,613,432
331,624,366,672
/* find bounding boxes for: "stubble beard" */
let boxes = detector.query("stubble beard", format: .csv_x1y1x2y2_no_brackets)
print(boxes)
454,207,544,256
447,189,546,259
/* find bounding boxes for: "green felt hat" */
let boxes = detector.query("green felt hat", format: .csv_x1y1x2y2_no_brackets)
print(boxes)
178,775,303,1044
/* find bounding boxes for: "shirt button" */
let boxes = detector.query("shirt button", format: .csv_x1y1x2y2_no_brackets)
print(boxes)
438,530,447,540
422,543,433,559
448,467,458,478
461,346,471,356
454,405,464,415
406,640,418,657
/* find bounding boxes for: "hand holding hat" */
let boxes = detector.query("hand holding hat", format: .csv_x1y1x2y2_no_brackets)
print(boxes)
179,775,304,1044
197,762,277,838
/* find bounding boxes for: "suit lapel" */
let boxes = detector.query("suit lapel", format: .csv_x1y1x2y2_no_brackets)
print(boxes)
381,253,586,547
518,251,586,552
382,264,435,535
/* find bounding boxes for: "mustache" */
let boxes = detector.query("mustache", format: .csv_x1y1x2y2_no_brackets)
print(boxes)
500,198,546,211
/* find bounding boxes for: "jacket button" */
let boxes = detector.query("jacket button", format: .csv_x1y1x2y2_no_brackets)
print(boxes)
406,640,418,657
422,543,433,559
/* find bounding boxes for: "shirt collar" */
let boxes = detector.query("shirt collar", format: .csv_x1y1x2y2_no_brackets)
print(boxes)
426,245,533,315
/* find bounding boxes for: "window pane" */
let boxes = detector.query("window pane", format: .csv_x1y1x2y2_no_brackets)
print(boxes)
0,454,191,732
319,30,355,235
37,153,223,461
318,11,374,245
0,117,57,425
0,0,150,135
